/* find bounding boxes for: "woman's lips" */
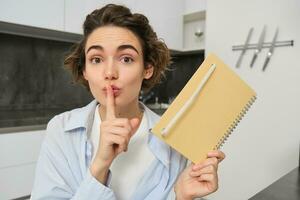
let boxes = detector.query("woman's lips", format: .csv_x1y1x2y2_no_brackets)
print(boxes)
103,86,121,97
111,89,120,97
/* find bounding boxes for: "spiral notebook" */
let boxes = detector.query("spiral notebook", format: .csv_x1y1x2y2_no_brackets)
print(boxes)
151,53,256,163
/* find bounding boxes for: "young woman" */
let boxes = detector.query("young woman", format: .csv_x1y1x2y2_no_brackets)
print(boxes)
31,4,225,200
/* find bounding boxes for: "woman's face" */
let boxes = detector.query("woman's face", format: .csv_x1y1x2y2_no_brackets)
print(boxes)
83,26,153,108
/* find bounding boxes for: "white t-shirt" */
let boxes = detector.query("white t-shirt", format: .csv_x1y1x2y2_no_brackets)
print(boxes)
90,104,155,200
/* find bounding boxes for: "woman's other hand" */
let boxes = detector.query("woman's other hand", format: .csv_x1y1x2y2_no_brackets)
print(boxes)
175,150,225,200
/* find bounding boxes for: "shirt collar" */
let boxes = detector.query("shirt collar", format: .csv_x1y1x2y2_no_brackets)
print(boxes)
63,99,171,169
63,99,98,132
141,102,171,170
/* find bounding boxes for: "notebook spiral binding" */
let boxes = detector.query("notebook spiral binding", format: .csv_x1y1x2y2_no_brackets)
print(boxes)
214,95,257,150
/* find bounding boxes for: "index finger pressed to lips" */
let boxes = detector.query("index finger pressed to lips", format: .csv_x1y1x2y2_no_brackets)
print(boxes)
105,84,116,120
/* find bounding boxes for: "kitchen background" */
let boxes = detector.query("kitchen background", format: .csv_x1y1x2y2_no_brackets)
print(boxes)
0,0,299,200
0,30,203,128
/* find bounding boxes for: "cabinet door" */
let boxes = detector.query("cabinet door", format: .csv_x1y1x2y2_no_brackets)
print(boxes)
127,0,184,50
64,0,87,34
65,0,184,50
124,0,184,50
0,130,45,199
0,163,36,199
0,0,64,31
0,130,45,169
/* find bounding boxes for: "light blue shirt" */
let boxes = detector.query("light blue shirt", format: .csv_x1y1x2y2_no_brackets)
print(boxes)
31,100,187,200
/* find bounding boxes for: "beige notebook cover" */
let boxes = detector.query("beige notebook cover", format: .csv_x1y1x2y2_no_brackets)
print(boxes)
151,53,256,163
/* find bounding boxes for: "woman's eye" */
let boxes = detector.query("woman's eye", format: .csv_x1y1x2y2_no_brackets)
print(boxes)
91,57,101,64
121,56,134,64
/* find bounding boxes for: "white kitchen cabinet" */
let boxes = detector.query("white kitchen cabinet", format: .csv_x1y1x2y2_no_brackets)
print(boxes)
0,130,45,199
0,163,36,199
183,10,206,51
125,0,184,50
64,0,87,34
64,0,184,50
182,0,207,51
0,0,204,50
184,0,206,14
0,0,64,31
0,0,186,50
0,130,45,169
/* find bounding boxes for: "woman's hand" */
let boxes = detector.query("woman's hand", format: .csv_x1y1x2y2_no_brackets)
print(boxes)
90,85,140,184
175,150,225,200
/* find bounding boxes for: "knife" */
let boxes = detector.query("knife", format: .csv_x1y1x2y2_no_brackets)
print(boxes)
262,28,278,71
236,27,253,68
250,25,266,67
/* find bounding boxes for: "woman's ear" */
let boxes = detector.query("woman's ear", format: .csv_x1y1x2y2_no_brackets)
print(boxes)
143,64,154,80
83,69,88,80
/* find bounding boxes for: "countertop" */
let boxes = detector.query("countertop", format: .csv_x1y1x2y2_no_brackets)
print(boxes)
0,107,166,134
0,108,70,134
249,167,300,200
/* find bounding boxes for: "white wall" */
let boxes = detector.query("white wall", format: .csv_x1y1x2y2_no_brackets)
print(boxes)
205,0,300,199
184,0,206,14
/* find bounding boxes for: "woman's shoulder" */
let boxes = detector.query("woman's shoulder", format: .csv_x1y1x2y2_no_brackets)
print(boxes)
46,100,97,136
46,108,80,131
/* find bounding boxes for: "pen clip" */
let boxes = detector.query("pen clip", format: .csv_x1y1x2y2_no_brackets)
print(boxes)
161,63,217,137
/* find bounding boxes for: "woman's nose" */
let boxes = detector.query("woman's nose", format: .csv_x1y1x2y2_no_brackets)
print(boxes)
104,60,118,80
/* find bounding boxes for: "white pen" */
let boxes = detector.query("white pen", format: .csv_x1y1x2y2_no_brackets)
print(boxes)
161,63,217,136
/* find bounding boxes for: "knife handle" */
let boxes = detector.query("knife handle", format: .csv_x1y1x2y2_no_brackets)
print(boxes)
236,53,243,68
250,52,258,68
262,56,270,71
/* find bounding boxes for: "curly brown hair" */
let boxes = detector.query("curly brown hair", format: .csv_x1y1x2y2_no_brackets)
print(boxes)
64,4,170,92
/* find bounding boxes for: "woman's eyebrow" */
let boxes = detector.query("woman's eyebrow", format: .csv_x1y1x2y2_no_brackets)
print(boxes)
86,44,140,55
117,44,140,55
86,45,103,54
